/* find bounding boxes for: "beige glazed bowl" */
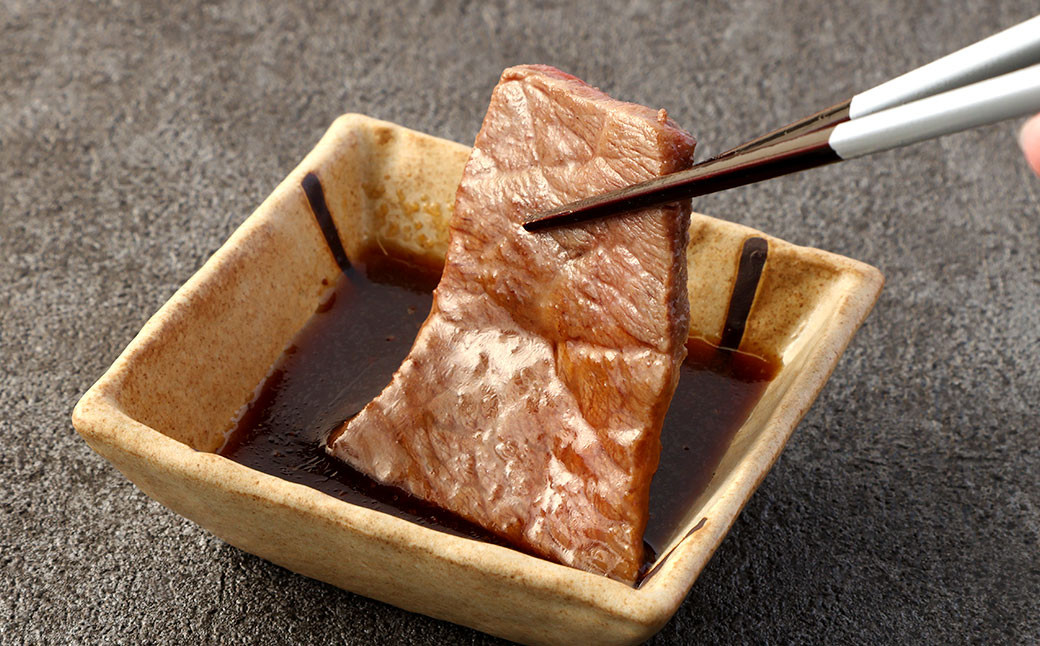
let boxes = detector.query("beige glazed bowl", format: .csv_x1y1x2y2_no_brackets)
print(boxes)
72,114,883,645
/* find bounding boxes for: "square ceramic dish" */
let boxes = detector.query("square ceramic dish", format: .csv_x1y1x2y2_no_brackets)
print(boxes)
72,114,883,646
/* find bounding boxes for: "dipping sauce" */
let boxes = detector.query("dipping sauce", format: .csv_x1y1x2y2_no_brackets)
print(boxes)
644,337,776,554
219,252,507,546
219,248,778,580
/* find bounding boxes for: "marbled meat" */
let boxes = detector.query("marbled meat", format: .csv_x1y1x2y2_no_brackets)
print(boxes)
327,65,695,583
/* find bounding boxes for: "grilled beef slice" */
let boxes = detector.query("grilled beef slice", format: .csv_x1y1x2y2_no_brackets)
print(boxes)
328,65,695,582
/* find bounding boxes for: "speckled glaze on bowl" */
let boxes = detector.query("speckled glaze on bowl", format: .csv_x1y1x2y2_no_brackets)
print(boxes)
72,115,883,646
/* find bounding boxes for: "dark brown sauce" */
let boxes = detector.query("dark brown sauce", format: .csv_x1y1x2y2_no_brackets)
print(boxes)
302,172,351,273
220,252,511,548
642,337,776,556
720,237,769,351
219,250,778,581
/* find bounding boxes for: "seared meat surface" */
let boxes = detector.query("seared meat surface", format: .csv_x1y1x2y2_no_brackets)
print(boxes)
328,65,695,583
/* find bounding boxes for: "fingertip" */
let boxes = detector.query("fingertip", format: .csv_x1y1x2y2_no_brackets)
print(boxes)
1020,114,1040,177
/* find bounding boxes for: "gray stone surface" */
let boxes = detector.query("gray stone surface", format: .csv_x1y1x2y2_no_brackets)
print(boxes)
2,1,1038,644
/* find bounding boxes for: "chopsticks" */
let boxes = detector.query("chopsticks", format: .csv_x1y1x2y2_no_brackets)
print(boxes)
522,14,1040,232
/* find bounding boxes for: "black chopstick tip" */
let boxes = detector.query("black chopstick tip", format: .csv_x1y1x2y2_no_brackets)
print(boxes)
522,209,572,232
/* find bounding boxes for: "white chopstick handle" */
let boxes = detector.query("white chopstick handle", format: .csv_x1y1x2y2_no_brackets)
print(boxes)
830,63,1040,160
849,14,1040,119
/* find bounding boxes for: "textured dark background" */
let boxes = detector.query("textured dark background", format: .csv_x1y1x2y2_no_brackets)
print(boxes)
2,1,1038,644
